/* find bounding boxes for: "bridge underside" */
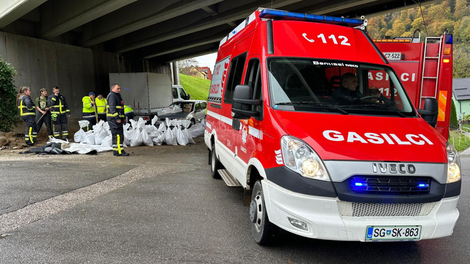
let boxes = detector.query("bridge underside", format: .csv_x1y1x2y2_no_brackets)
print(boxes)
1,0,435,63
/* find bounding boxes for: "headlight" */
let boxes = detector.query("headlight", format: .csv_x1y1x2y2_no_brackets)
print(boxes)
280,136,330,181
446,142,461,183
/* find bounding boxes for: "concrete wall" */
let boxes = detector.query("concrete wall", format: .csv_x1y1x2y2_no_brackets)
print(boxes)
0,31,170,117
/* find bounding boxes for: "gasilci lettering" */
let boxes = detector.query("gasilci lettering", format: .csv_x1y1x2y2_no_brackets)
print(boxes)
322,130,433,146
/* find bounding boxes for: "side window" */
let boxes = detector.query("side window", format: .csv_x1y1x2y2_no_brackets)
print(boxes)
244,58,262,113
179,88,187,98
201,102,207,109
196,103,201,111
172,88,178,99
224,53,247,103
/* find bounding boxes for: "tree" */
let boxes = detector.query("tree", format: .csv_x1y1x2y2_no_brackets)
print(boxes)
178,58,199,75
392,20,406,37
0,56,18,132
451,100,458,130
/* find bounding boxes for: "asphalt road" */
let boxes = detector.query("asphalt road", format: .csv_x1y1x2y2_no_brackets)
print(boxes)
0,140,469,264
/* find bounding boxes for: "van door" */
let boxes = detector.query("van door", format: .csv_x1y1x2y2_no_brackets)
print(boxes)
232,58,262,184
218,53,247,175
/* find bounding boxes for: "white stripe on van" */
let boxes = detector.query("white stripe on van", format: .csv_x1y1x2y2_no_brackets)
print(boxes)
207,110,262,140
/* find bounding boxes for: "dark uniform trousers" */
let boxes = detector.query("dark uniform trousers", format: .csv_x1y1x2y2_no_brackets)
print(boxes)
36,111,52,136
83,113,97,131
53,114,68,139
109,120,124,152
23,116,37,145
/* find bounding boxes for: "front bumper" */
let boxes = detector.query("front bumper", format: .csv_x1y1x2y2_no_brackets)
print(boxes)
262,180,459,242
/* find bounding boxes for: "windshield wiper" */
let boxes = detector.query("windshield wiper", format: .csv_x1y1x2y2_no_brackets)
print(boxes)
275,101,348,115
339,104,406,117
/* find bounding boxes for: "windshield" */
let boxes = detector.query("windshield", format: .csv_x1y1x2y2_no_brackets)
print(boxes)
268,58,416,117
169,102,194,112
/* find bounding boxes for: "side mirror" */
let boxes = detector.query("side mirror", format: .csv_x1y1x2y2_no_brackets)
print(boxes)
185,94,191,100
231,85,261,120
418,98,438,127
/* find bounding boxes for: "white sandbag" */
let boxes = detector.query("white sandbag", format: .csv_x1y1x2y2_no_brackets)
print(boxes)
162,105,182,114
129,119,137,128
102,135,112,147
73,129,85,143
130,129,143,147
157,123,166,133
95,129,108,145
142,130,154,146
124,129,132,146
152,132,165,145
176,126,188,146
151,115,159,126
165,126,177,145
190,123,205,138
82,131,95,145
182,120,195,144
144,124,157,134
78,120,90,129
137,117,146,131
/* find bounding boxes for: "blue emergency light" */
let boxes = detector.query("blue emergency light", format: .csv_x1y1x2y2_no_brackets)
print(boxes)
418,183,430,188
351,180,368,191
259,9,363,27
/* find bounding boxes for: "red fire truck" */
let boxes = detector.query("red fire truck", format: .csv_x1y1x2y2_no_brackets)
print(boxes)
205,8,461,244
374,32,453,139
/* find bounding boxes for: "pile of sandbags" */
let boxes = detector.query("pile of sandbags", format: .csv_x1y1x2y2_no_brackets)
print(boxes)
73,116,201,148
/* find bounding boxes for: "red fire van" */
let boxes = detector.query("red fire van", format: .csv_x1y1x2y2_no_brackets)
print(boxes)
204,8,461,244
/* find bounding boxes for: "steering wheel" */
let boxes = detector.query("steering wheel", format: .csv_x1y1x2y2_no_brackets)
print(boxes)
359,96,384,104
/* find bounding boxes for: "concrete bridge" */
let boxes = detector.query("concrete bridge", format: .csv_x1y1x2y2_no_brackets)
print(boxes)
0,0,435,114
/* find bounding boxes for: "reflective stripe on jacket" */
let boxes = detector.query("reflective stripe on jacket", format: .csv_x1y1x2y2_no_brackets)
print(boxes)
48,94,70,115
95,98,107,114
106,92,125,121
18,95,36,117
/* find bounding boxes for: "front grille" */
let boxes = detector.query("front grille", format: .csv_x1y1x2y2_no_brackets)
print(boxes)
349,176,431,195
338,202,436,217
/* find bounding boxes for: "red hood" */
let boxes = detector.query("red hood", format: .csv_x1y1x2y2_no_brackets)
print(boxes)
273,111,447,163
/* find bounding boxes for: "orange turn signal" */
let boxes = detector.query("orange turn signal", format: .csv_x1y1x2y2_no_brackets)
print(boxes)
443,59,450,63
443,47,451,55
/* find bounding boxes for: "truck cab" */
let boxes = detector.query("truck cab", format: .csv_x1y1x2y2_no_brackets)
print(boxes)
172,84,190,102
205,8,461,244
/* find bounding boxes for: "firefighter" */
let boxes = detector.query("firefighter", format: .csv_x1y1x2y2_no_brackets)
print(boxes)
17,86,37,145
124,105,134,124
95,93,107,121
35,88,53,138
82,92,96,130
48,86,71,140
107,83,129,156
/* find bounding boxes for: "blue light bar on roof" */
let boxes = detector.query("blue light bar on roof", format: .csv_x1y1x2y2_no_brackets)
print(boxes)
259,9,363,27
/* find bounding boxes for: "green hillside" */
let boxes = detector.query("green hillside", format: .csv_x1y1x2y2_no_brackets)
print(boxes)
179,74,210,101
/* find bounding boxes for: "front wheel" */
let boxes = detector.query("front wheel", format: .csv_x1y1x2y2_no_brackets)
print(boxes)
250,181,278,245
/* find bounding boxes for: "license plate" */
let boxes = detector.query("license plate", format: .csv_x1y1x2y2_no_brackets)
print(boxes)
383,52,402,61
366,226,421,241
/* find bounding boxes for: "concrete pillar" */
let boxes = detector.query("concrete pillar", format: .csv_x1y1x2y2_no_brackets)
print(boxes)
172,62,180,85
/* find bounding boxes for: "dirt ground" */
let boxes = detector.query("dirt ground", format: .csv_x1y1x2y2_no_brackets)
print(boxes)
0,117,81,152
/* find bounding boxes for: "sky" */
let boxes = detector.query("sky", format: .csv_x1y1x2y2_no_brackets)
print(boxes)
193,52,217,69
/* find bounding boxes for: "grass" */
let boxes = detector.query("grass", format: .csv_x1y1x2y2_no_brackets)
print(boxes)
179,74,211,101
449,130,470,152
463,124,470,133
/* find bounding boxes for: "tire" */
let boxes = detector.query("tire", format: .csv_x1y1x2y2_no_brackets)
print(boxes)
210,142,222,179
250,180,278,245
